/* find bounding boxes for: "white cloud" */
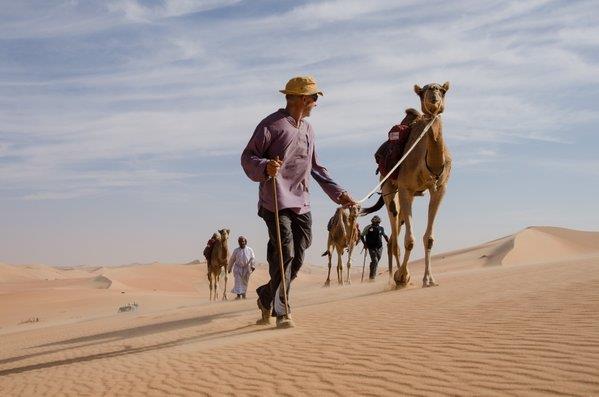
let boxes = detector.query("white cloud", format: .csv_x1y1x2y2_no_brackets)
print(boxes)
285,0,413,25
533,158,599,177
557,26,599,48
1,0,598,201
23,189,101,201
107,0,240,22
0,0,240,39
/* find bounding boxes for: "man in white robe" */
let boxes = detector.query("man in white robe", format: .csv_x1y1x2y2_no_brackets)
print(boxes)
228,236,256,299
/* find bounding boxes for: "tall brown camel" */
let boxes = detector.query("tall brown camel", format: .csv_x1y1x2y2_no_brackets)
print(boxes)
363,82,452,288
208,228,230,300
322,206,361,286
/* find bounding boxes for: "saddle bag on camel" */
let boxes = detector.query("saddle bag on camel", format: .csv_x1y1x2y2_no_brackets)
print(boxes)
203,234,218,266
374,108,421,178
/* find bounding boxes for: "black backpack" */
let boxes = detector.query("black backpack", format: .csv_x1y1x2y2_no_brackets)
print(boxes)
365,225,383,248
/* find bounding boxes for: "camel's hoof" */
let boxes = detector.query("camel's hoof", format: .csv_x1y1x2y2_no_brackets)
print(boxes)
394,270,411,288
323,280,331,287
425,281,439,288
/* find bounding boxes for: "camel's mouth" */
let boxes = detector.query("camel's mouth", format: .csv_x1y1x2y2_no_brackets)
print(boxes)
423,101,443,115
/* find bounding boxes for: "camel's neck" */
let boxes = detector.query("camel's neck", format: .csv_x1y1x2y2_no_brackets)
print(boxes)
332,208,349,239
217,240,228,260
339,210,348,237
426,118,446,177
347,215,357,240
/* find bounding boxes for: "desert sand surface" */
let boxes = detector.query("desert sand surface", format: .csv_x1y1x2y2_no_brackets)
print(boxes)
1,226,598,396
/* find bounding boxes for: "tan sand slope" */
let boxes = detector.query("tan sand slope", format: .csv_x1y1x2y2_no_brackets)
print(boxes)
0,227,598,395
95,263,202,292
0,260,325,332
502,226,599,265
410,226,599,272
89,275,113,289
0,263,88,282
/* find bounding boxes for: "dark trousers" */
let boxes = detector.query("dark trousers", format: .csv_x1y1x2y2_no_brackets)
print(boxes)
368,247,383,279
256,207,312,317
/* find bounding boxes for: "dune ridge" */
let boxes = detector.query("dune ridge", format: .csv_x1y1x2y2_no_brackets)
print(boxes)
410,226,599,272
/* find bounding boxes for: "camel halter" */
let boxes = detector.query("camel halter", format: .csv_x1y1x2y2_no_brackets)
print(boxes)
357,113,439,204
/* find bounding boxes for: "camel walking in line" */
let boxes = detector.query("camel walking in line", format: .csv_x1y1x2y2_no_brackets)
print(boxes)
323,206,361,286
363,82,452,288
208,229,230,300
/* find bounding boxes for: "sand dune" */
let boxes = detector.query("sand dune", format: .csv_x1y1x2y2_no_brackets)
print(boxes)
410,226,599,272
1,226,598,396
95,263,201,292
89,275,113,289
502,226,599,265
0,263,77,282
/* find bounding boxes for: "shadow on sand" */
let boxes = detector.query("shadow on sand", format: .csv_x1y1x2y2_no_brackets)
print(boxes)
0,319,276,376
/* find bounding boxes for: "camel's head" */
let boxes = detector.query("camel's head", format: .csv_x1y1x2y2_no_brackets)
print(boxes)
218,228,230,242
414,82,449,116
348,205,360,222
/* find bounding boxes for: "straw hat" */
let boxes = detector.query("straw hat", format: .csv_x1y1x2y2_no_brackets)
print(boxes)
279,76,323,96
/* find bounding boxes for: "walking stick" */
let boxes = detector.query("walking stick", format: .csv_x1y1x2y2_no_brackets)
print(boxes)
271,158,290,319
361,248,367,283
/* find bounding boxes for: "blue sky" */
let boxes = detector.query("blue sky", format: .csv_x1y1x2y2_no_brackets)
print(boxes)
1,0,598,267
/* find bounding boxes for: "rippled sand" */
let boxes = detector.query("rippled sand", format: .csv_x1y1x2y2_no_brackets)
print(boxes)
1,227,598,396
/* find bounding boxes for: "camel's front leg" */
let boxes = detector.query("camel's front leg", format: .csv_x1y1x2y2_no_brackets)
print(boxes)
388,210,402,284
324,254,332,287
214,271,219,301
395,188,415,287
423,185,446,287
208,272,213,301
337,249,344,285
222,266,228,300
346,245,353,285
212,272,217,301
345,251,351,285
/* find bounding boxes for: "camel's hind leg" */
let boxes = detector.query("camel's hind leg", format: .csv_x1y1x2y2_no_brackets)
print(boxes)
422,185,446,287
395,188,415,287
346,246,353,285
324,237,333,287
383,180,401,283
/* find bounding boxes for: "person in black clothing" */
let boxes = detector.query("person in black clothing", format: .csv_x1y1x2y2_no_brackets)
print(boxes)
361,215,389,280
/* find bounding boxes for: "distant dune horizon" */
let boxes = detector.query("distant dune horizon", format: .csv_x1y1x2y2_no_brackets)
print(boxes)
3,225,597,271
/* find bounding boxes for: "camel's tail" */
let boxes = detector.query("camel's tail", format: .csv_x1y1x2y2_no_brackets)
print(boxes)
321,249,330,257
360,195,385,216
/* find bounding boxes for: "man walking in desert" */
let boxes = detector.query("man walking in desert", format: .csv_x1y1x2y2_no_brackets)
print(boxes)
241,76,356,328
228,236,255,299
361,215,389,280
